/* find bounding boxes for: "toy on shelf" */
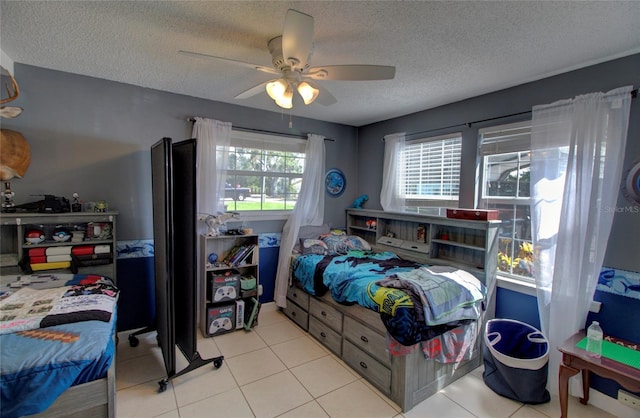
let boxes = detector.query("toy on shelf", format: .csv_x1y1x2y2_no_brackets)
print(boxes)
350,194,368,209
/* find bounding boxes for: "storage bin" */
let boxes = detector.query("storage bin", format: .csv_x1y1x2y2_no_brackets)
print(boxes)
482,318,550,404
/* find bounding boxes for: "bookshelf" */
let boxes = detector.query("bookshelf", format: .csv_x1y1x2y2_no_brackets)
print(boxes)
199,234,259,337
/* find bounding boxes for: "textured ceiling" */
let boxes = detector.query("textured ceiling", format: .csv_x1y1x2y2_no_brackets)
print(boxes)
1,1,639,127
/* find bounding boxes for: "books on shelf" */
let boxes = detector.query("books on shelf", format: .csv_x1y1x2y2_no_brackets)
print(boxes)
222,244,256,266
30,261,72,271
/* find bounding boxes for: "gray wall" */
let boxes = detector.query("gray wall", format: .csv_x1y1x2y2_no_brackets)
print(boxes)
3,64,358,239
356,54,640,272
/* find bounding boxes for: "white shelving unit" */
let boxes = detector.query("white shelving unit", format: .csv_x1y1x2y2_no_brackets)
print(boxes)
199,234,259,337
0,212,118,281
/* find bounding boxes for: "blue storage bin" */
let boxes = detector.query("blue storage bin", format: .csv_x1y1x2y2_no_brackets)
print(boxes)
482,318,550,404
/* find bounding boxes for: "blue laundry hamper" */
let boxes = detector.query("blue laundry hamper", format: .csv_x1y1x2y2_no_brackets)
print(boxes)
482,319,550,404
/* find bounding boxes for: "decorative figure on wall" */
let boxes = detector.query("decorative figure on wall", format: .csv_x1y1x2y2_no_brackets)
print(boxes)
325,168,346,197
1,66,30,212
199,212,240,237
350,194,369,209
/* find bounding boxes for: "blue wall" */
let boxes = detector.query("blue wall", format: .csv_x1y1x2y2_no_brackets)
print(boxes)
495,288,540,330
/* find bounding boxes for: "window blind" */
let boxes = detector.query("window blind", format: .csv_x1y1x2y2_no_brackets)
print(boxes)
402,133,462,199
479,121,531,156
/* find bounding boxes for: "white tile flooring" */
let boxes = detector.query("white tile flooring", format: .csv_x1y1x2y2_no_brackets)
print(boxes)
115,304,614,418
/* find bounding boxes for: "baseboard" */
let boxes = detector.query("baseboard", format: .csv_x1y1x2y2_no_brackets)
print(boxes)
260,301,278,312
571,380,638,418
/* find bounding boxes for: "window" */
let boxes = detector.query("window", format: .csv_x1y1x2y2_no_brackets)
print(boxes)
401,132,462,208
479,122,534,283
221,130,306,214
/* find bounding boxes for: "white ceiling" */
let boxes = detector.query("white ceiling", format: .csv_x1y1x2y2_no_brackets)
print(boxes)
1,1,639,127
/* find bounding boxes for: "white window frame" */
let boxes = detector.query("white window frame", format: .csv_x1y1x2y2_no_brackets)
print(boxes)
400,132,462,209
225,130,306,221
478,121,535,285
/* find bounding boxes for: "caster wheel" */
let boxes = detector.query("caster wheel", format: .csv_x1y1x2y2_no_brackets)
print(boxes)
213,358,223,369
128,335,139,347
158,379,168,393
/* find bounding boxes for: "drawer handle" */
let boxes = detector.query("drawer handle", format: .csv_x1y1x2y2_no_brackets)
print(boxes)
320,332,327,338
359,361,368,369
292,311,296,317
360,335,369,343
293,292,298,297
321,311,327,317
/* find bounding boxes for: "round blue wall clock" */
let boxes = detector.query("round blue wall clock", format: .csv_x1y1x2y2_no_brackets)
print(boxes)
325,168,346,197
622,161,640,207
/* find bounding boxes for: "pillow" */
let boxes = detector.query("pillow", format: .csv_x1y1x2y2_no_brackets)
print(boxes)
299,238,329,255
298,224,331,240
321,235,371,254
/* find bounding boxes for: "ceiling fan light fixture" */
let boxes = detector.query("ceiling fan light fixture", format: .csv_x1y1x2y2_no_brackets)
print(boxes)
274,84,294,109
297,81,319,105
266,79,288,101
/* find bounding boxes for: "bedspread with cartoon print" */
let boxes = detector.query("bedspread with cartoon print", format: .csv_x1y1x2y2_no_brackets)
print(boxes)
291,251,485,348
0,274,118,418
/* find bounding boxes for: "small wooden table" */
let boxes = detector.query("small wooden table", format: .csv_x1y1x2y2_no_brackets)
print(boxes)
558,332,640,418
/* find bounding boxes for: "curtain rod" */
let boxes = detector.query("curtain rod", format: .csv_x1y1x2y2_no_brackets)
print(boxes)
187,118,334,141
383,87,638,141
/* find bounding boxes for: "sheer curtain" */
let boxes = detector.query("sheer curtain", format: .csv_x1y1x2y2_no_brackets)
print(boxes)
191,117,232,219
274,133,326,307
380,132,406,211
530,86,633,395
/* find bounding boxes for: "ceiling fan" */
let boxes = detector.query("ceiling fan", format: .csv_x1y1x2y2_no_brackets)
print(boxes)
179,9,396,109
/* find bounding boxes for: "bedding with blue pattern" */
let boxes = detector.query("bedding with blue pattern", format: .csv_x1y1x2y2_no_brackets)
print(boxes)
291,251,485,347
0,274,118,418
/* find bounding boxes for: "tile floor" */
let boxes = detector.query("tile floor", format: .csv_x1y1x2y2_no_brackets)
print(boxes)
116,304,614,418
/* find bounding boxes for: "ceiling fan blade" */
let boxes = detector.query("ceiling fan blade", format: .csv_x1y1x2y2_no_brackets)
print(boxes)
306,65,396,81
315,86,337,106
282,9,314,71
179,50,279,75
234,81,270,99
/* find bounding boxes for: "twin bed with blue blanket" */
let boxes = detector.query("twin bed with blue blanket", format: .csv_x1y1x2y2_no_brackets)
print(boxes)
0,274,118,418
292,249,485,355
289,227,494,412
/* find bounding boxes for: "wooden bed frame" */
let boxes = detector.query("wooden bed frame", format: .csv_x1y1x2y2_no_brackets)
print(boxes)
284,282,495,412
283,210,500,411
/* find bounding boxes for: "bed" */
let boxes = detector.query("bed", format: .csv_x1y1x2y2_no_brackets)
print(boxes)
284,224,496,411
0,273,118,418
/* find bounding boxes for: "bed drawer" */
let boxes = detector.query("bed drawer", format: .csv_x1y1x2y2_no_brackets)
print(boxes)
309,298,342,332
287,286,309,310
343,340,391,395
283,299,309,331
343,317,390,366
309,316,342,355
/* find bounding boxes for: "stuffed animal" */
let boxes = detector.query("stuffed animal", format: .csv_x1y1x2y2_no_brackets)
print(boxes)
350,194,369,209
199,212,240,236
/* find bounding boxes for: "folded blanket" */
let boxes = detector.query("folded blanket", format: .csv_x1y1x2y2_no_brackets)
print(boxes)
378,266,485,325
0,275,118,334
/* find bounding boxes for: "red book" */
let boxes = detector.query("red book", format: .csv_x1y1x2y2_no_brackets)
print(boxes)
29,256,47,263
71,245,95,256
28,248,47,257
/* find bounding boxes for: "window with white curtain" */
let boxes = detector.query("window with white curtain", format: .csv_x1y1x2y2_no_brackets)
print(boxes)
221,130,306,214
478,121,536,283
400,132,462,207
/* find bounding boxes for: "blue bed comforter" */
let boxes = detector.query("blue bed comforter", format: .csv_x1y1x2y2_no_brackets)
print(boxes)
0,274,118,418
292,251,485,347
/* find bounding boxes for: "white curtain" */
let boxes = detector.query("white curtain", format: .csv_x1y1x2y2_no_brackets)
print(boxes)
274,133,326,307
380,132,406,212
530,86,633,395
192,117,232,218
